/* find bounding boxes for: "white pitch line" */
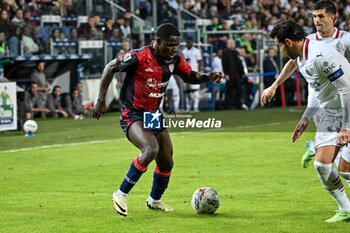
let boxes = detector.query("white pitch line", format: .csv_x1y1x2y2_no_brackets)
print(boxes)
0,139,115,153
0,121,292,153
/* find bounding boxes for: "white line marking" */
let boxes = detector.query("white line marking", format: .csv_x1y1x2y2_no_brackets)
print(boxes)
0,139,115,153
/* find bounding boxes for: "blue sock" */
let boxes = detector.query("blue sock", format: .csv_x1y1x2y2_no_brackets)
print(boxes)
119,156,147,194
150,167,171,200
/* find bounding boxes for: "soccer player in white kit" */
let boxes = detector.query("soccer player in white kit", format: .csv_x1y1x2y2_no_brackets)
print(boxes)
182,38,203,112
270,19,350,223
262,0,350,189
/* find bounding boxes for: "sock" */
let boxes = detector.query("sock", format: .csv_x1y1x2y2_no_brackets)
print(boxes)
150,166,171,201
339,171,350,187
115,189,127,196
314,161,350,210
147,196,160,203
119,156,147,194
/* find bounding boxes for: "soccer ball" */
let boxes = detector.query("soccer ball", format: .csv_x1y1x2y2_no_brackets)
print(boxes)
23,120,38,133
191,187,220,214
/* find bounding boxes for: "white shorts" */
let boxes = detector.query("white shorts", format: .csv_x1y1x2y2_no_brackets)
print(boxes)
313,110,342,148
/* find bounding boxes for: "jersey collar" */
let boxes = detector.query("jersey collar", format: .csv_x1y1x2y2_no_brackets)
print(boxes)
315,27,340,40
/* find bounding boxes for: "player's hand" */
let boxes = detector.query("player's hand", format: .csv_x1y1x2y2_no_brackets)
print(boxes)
261,85,277,104
292,117,309,142
337,129,350,146
209,72,224,83
92,100,107,120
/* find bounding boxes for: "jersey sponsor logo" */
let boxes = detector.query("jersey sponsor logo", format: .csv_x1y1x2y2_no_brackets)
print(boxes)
327,67,344,82
146,78,169,90
310,81,320,92
323,62,336,74
149,92,165,98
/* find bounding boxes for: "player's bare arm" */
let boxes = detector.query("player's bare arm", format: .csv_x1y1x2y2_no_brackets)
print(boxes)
92,59,119,119
292,117,310,142
183,71,223,84
261,59,298,104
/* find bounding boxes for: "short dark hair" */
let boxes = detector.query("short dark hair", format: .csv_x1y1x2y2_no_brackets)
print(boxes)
312,0,336,15
52,85,61,94
53,85,61,90
155,23,180,40
270,19,305,43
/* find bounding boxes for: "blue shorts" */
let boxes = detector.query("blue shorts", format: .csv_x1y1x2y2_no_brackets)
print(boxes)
120,107,166,139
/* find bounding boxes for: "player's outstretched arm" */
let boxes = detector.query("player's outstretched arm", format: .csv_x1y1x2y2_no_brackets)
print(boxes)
291,89,318,142
292,117,309,142
261,59,298,104
92,59,119,120
183,71,223,84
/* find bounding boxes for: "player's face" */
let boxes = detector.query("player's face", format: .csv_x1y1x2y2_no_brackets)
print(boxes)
313,9,335,35
157,36,180,60
274,38,299,60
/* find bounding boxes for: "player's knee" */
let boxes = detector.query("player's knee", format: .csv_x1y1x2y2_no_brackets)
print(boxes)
314,160,332,180
142,144,159,161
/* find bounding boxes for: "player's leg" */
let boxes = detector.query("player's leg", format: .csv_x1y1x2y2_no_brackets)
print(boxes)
113,121,159,216
192,90,200,112
339,146,350,187
314,146,350,222
146,129,174,211
301,140,315,168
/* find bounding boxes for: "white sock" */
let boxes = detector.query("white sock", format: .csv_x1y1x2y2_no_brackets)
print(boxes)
339,171,350,187
116,189,127,196
314,161,350,210
147,196,160,203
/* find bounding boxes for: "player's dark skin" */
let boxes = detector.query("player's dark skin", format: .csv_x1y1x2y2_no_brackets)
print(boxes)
92,35,223,170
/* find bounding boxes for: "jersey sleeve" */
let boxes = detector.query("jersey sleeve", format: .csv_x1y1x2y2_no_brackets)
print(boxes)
173,54,192,78
316,52,350,129
116,51,138,72
302,85,320,120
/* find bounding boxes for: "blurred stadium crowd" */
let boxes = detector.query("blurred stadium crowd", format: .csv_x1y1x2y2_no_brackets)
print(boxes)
1,0,350,123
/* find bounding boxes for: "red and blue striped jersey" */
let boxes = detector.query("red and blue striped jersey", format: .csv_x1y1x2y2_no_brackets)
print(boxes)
117,45,192,111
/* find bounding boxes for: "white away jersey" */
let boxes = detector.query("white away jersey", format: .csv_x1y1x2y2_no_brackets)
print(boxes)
302,28,350,120
297,39,350,112
306,28,350,62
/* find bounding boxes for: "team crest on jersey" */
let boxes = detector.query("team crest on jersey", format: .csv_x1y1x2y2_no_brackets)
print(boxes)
336,41,345,54
123,53,132,62
168,64,174,72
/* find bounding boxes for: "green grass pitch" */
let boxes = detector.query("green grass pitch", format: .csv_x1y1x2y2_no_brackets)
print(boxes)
0,108,348,232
